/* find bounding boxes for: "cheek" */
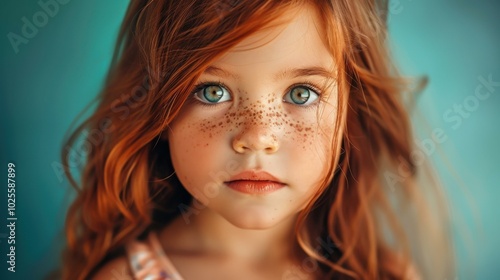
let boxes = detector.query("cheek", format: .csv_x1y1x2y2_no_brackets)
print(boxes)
286,105,337,156
282,95,338,154
168,98,338,179
168,116,222,189
284,104,338,193
169,105,230,150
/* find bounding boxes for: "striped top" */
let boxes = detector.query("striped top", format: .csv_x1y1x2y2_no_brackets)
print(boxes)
125,231,184,280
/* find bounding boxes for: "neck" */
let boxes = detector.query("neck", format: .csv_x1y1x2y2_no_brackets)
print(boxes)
162,199,301,264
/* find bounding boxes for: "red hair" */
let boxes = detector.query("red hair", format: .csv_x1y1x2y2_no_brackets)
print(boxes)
60,0,454,279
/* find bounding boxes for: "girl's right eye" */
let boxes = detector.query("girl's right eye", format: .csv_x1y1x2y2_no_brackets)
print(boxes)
193,84,231,104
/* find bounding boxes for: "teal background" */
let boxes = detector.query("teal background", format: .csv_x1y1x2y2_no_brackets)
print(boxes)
1,0,499,279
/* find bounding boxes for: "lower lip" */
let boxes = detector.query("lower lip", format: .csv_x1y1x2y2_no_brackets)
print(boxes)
226,180,285,194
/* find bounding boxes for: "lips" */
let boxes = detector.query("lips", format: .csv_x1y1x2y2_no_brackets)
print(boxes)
225,170,285,194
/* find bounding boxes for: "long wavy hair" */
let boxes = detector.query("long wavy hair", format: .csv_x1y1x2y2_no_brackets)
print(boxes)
60,0,455,279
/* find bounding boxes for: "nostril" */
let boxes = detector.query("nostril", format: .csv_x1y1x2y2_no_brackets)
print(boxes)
232,136,248,154
265,146,277,154
232,130,280,154
265,134,279,153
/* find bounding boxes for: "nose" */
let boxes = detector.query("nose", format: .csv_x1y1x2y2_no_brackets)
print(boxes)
232,122,280,154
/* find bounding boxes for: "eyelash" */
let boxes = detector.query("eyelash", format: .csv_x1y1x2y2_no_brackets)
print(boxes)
284,81,323,108
190,80,324,107
286,81,322,94
191,80,230,108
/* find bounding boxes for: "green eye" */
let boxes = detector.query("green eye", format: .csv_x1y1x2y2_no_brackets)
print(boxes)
194,84,231,104
284,86,319,105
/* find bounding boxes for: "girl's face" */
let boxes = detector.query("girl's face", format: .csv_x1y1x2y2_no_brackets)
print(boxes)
168,5,338,229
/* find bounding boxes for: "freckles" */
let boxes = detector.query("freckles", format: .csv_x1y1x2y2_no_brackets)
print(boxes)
232,93,319,150
219,91,286,133
286,118,315,150
195,117,221,147
191,91,325,152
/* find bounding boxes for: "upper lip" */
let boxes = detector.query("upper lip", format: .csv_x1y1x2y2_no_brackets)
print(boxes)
225,170,284,184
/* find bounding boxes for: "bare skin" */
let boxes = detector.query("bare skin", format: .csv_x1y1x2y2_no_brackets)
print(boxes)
89,3,423,279
157,4,336,280
93,4,336,280
157,212,314,280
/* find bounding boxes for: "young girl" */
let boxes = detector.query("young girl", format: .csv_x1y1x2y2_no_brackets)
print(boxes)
60,0,455,279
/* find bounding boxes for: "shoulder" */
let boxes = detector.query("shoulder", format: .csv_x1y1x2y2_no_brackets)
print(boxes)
405,263,422,280
89,256,133,280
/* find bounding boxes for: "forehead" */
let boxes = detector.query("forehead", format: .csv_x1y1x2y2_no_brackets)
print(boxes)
214,5,335,72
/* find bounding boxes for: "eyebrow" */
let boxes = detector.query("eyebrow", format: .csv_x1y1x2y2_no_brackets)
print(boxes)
204,65,335,80
274,66,335,80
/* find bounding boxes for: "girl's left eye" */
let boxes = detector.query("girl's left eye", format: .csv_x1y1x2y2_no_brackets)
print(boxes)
283,85,319,106
193,84,231,104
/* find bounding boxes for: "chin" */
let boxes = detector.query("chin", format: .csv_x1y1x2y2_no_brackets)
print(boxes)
220,208,290,230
